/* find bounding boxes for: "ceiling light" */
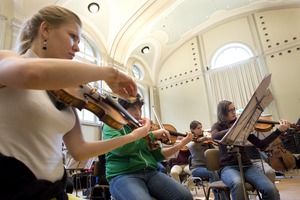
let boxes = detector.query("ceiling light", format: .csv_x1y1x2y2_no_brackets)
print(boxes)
88,3,100,13
141,46,150,54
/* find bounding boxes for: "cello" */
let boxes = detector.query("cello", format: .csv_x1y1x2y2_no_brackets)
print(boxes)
266,138,296,171
255,117,296,171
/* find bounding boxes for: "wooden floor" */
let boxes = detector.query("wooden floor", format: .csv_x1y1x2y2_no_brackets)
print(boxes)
191,169,300,200
73,169,300,199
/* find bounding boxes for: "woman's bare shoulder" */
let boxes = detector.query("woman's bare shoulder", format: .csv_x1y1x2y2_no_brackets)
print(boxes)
0,50,19,59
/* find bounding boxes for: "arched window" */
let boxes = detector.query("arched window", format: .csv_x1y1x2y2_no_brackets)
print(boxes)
132,62,144,80
74,35,102,123
206,43,264,119
211,43,253,69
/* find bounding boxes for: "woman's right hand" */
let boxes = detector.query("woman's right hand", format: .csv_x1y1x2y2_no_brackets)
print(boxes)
130,118,151,140
105,68,137,99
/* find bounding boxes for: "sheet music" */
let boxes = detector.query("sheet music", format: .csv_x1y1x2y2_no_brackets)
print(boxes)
66,157,95,170
220,74,274,146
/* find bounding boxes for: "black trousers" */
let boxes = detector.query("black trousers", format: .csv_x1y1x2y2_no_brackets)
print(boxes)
0,153,68,200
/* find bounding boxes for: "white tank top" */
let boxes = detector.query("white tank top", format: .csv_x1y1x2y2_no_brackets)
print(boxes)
0,49,75,182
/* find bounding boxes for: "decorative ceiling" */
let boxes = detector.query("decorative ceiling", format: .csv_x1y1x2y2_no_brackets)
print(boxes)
7,0,300,81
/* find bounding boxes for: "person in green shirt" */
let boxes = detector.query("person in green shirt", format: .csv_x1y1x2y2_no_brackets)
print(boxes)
103,94,194,200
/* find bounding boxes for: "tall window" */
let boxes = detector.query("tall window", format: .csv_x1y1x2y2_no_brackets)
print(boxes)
132,62,144,80
74,35,102,123
206,43,264,119
132,61,149,118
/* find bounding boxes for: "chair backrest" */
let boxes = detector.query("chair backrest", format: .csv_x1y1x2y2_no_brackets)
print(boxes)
94,154,109,185
204,149,221,171
188,155,192,168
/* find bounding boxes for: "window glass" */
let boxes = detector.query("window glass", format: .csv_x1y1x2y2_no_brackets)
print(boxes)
132,62,144,80
74,36,101,123
211,43,253,69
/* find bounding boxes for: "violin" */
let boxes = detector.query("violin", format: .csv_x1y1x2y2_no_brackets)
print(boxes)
48,84,141,130
255,116,299,132
150,122,186,145
192,135,218,145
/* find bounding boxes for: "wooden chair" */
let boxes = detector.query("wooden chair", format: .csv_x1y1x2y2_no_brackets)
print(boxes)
204,149,262,200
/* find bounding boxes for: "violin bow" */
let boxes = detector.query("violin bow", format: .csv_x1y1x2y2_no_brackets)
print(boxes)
151,106,165,130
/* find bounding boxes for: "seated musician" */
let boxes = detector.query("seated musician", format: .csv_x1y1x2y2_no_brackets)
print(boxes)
102,94,194,200
169,136,191,183
187,120,222,200
211,100,290,200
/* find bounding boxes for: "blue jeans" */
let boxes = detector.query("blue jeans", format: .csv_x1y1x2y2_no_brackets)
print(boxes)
109,170,193,200
191,166,216,182
221,165,280,200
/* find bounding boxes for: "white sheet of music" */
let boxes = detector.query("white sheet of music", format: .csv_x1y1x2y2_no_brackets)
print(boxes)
66,157,95,170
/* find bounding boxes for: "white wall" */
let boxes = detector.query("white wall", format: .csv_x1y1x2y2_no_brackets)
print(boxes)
159,7,300,131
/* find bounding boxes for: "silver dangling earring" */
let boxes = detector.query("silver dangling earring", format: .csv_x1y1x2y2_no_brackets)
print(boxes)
42,39,47,50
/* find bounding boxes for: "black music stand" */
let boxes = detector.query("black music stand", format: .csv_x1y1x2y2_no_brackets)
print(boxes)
219,73,273,200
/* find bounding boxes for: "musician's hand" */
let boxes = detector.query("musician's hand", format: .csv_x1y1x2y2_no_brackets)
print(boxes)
181,132,194,144
277,119,290,132
152,129,170,143
130,118,151,140
106,68,137,99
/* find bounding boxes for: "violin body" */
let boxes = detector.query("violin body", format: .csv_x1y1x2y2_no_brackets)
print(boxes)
150,122,185,145
49,84,128,130
193,135,218,145
267,138,296,171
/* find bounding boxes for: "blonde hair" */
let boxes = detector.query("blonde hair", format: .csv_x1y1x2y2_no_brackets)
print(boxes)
16,5,82,55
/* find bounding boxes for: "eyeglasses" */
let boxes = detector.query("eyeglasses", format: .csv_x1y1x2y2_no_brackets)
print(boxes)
228,107,236,113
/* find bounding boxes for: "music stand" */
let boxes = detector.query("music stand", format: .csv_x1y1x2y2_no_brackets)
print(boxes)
66,157,94,170
219,73,274,200
66,157,95,197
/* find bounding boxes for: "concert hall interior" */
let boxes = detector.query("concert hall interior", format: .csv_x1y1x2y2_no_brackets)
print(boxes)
1,0,300,200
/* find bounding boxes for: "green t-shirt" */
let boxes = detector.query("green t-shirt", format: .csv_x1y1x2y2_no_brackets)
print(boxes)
103,124,165,183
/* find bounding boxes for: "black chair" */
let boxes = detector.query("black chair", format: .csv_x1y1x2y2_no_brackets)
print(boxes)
90,155,111,200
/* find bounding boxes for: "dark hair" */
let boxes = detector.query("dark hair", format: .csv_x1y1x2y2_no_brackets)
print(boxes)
190,120,202,130
16,5,82,54
217,100,233,124
118,94,144,110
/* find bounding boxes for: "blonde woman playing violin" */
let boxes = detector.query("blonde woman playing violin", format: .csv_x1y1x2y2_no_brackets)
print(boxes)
0,5,152,200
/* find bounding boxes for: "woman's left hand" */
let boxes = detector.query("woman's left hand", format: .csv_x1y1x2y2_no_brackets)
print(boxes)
278,119,290,132
152,129,170,143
